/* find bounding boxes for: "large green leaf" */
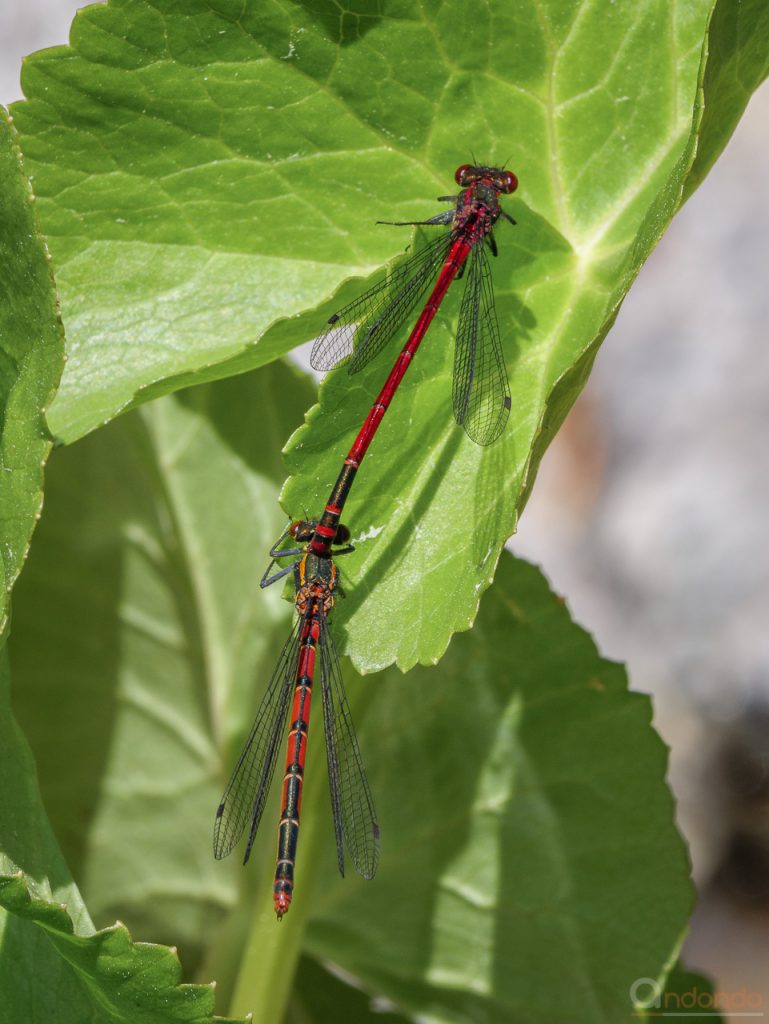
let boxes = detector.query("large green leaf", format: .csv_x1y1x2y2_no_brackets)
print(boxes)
11,0,458,443
226,556,693,1023
0,107,63,635
0,875,242,1024
11,365,692,1023
281,0,769,671
8,0,756,450
0,647,241,1023
11,1,769,669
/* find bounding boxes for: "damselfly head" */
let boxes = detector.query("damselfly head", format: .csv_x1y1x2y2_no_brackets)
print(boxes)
455,163,518,195
289,519,317,542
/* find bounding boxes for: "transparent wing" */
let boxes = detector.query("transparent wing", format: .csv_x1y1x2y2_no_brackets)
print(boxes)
319,615,380,880
311,230,454,374
452,239,511,446
213,616,300,863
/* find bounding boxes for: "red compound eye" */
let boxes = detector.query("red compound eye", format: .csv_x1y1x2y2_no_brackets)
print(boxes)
454,163,474,186
500,170,518,194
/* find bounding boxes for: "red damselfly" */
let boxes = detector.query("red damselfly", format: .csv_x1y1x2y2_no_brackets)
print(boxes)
308,164,517,557
213,520,379,919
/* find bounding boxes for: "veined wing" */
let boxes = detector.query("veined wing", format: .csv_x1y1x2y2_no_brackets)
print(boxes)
319,615,380,880
213,616,300,863
452,238,511,446
311,230,454,374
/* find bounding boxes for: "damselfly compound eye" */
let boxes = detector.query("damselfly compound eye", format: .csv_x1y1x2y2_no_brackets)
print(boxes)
501,170,518,194
335,524,351,545
454,164,474,186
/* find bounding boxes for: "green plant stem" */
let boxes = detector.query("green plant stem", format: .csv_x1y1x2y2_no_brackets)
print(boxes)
229,772,325,1021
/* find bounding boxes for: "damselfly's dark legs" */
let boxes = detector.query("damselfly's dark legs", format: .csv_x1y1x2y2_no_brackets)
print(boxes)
261,520,353,588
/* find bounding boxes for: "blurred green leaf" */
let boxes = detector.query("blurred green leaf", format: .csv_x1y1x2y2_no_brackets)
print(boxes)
0,648,241,1023
288,956,411,1024
231,556,692,1023
9,361,314,977
636,962,726,1022
0,107,63,635
0,646,92,935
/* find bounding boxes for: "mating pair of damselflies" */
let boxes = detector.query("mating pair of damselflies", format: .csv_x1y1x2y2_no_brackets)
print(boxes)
213,163,519,917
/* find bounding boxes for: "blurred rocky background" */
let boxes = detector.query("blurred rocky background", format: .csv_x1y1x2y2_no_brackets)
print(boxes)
3,5,767,1020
